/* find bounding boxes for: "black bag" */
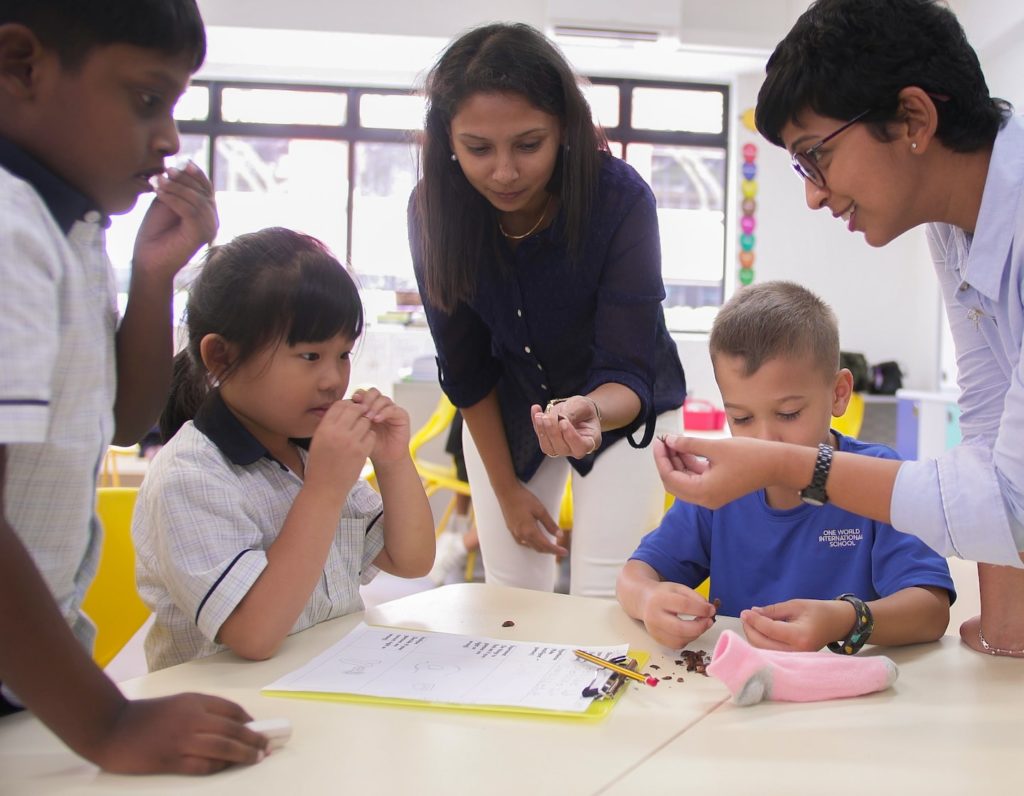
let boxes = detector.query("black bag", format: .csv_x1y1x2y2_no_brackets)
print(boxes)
840,351,871,392
870,361,903,395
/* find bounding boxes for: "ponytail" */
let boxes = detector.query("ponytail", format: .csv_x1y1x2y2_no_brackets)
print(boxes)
159,349,209,442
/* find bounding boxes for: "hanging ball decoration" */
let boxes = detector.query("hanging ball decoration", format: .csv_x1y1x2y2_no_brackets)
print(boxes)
739,140,759,285
741,107,757,132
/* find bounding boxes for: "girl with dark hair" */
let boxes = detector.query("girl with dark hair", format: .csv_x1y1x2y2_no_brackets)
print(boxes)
133,227,434,670
658,0,1024,659
410,23,686,597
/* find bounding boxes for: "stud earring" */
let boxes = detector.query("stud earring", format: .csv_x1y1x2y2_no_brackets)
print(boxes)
911,142,918,151
450,153,458,162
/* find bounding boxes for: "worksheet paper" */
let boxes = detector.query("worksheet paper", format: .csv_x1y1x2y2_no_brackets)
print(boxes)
264,623,627,713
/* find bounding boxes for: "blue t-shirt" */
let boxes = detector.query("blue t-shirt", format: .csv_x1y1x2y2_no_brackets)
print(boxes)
410,154,687,482
631,433,956,616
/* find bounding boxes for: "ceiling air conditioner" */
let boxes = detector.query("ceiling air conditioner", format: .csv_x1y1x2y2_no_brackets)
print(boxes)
547,0,680,45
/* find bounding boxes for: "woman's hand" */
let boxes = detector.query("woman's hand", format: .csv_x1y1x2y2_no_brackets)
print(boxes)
959,614,1024,658
496,483,567,556
740,599,855,652
655,435,784,509
531,397,601,459
352,389,410,469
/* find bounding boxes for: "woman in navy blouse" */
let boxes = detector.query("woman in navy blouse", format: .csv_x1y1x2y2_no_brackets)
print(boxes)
409,23,686,597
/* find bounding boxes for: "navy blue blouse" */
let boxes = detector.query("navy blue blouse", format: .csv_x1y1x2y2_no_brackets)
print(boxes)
409,154,686,482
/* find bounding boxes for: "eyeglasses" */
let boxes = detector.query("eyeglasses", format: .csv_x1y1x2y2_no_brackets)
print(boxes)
791,109,871,189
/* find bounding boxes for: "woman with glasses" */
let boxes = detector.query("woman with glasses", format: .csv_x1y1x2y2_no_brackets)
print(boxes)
409,23,686,597
657,0,1024,659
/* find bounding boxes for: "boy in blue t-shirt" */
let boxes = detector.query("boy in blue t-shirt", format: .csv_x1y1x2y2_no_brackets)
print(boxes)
0,0,266,774
617,281,954,652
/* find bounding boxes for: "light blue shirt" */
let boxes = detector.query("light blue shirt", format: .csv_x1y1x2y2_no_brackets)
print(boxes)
892,114,1024,567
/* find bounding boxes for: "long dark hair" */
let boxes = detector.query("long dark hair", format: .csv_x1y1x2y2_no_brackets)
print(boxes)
756,0,1011,153
415,22,606,312
160,227,364,440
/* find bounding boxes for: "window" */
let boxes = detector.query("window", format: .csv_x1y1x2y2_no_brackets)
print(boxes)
592,79,729,331
106,78,727,332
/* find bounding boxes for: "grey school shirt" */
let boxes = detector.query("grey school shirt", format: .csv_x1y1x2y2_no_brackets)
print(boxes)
0,139,116,705
132,392,386,670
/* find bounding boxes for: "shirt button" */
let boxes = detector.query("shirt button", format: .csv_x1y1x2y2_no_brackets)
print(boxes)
83,210,102,224
524,346,531,354
959,282,969,292
517,309,523,317
537,364,543,371
541,384,548,390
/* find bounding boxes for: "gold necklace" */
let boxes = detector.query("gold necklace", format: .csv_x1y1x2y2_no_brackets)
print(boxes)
499,195,553,240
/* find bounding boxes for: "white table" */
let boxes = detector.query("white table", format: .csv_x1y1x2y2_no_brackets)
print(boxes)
602,632,1022,796
0,583,1019,795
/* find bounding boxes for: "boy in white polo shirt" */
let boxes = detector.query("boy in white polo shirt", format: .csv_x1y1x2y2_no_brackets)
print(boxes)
0,0,266,774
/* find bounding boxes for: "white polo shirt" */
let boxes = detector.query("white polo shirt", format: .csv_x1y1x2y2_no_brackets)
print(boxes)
0,141,118,691
133,392,386,671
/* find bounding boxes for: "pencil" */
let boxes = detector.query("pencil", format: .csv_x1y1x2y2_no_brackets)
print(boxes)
573,649,659,687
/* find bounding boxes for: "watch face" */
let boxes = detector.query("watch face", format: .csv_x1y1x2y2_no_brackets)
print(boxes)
800,489,826,507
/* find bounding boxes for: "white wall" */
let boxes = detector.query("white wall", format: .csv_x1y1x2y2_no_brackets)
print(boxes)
732,72,941,390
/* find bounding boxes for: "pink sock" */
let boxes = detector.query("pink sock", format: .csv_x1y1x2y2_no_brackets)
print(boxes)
705,629,898,706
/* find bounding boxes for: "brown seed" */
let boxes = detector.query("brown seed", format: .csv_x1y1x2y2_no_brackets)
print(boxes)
501,620,515,627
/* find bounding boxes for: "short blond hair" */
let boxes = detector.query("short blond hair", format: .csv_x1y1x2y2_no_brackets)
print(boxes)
709,281,839,379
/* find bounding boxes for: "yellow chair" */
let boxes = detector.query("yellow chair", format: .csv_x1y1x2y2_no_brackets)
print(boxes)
82,487,150,668
832,391,865,438
368,395,477,580
99,445,140,487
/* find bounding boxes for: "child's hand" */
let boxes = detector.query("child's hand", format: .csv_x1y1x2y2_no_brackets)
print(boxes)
304,399,375,495
133,161,218,285
740,599,856,652
89,693,267,775
352,388,410,469
640,582,716,649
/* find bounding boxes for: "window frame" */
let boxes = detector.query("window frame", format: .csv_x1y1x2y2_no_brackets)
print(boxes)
590,77,730,309
177,77,730,313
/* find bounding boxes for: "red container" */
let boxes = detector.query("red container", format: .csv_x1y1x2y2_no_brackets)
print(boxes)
682,398,726,431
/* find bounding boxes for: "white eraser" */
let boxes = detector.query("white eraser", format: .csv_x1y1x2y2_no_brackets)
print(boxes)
246,718,292,752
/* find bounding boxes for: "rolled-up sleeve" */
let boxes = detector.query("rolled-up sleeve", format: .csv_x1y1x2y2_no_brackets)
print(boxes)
890,223,1024,566
0,187,60,443
137,463,270,643
585,184,665,435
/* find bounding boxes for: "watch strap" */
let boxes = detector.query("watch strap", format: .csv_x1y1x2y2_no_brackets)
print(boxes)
799,442,834,505
827,593,874,655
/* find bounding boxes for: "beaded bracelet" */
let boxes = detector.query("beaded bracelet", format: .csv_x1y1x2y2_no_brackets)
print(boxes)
827,593,874,655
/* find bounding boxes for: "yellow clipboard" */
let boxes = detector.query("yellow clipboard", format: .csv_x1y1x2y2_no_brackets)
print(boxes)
262,649,650,722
